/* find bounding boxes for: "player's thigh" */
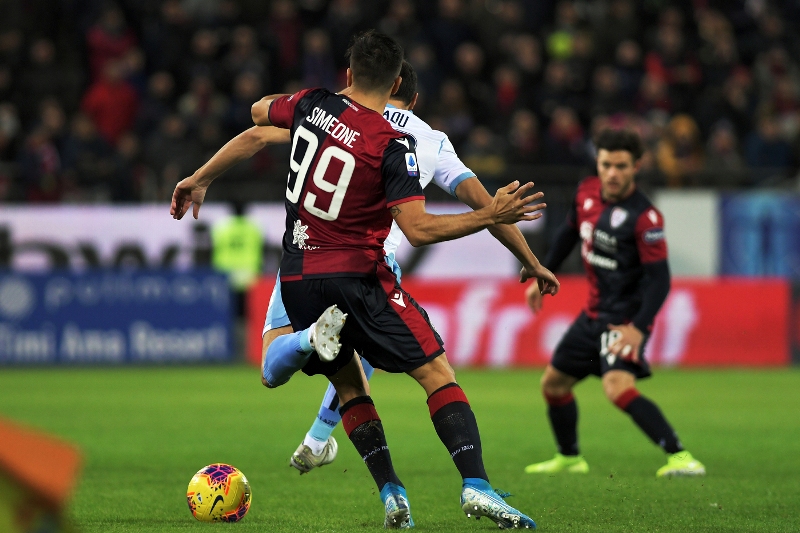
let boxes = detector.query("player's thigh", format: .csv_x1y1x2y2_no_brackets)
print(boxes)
407,353,457,396
551,313,602,381
601,369,637,402
328,352,370,405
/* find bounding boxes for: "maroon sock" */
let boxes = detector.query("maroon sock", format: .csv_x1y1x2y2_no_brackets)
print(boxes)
427,383,488,482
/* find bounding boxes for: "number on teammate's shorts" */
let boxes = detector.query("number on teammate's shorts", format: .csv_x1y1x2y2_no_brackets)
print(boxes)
600,330,623,366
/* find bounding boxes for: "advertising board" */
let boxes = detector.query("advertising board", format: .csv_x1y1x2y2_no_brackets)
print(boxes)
0,271,232,364
247,276,789,368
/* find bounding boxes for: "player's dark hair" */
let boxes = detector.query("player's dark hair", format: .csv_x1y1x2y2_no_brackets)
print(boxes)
391,60,417,105
346,30,404,93
594,128,644,161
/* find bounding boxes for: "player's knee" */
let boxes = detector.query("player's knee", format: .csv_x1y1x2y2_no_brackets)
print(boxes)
602,372,635,403
540,368,572,399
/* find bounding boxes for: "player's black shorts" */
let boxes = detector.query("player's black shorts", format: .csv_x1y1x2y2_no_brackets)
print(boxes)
551,312,652,380
281,263,445,377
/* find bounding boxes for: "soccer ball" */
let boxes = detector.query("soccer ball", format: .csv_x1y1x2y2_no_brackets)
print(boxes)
186,463,251,522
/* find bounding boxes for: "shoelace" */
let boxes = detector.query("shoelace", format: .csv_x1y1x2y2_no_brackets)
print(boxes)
494,489,513,499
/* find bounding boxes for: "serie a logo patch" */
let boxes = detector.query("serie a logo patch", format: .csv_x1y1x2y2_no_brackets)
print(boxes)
405,153,419,176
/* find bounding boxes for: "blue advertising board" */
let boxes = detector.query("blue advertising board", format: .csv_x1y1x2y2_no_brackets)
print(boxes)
720,193,800,278
0,271,232,364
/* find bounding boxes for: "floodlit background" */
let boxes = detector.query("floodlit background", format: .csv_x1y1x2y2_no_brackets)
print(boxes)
0,1,799,532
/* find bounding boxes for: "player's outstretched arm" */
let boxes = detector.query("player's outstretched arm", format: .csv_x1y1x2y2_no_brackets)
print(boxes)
453,177,557,292
391,180,541,246
170,126,290,220
251,94,290,126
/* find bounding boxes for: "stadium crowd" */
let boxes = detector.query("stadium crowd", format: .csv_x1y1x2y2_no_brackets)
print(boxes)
1,0,799,203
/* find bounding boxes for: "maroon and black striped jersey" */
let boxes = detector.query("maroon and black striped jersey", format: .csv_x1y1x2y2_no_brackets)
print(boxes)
269,88,424,280
568,177,668,324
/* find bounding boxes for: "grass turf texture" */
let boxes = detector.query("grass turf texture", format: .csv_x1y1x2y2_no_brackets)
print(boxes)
0,367,798,532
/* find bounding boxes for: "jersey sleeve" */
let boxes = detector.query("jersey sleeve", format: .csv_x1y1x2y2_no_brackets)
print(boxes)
268,88,315,129
382,135,425,207
634,207,668,264
432,135,475,196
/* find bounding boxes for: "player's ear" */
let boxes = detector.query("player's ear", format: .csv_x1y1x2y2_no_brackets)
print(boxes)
346,68,354,88
390,76,402,96
408,93,419,110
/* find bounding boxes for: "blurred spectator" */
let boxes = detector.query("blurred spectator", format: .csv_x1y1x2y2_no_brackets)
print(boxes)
594,0,640,59
635,73,672,115
506,109,542,164
113,132,149,202
302,29,337,91
378,0,422,51
325,0,367,69
454,42,493,123
565,31,596,94
144,114,201,180
263,0,304,87
644,24,702,111
461,126,506,179
544,106,588,165
505,34,543,88
536,61,582,119
656,114,705,187
408,44,442,105
19,127,61,202
224,26,270,92
704,120,745,173
177,74,229,125
81,61,139,145
744,114,792,182
86,6,137,82
590,65,629,117
696,9,739,87
427,0,476,74
182,29,224,90
14,39,80,123
141,0,191,73
615,40,644,99
546,1,584,61
493,65,523,123
61,113,114,200
437,80,474,147
136,72,176,135
226,72,262,135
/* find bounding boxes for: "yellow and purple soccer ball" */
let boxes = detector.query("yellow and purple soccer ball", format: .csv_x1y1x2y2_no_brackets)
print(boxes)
186,463,251,522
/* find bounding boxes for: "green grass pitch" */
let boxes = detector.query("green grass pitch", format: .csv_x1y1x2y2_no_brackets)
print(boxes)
1,366,799,532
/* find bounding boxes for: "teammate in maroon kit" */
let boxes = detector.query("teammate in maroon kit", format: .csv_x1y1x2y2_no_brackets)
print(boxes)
523,129,706,478
173,31,556,529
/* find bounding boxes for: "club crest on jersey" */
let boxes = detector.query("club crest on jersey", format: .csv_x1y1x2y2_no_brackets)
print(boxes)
405,153,418,176
292,219,318,250
583,198,593,211
610,207,628,228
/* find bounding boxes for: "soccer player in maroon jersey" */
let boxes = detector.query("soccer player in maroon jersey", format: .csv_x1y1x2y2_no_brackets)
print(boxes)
173,31,556,529
523,129,706,478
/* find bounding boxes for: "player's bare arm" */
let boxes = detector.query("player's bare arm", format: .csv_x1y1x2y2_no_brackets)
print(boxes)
170,126,291,220
251,94,291,126
391,180,542,247
454,177,559,295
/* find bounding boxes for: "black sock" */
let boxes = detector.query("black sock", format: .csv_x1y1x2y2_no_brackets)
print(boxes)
545,392,579,456
339,396,403,490
616,389,683,454
427,383,488,482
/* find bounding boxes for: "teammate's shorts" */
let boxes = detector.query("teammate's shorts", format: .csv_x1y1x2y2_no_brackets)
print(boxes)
281,262,445,377
262,256,403,335
551,312,652,380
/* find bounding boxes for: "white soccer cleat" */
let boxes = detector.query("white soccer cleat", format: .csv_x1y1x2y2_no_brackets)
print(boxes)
310,305,347,362
289,436,338,474
461,485,536,529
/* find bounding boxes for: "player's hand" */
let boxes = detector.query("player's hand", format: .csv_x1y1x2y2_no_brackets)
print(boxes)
488,181,546,225
520,263,559,299
524,281,543,312
607,323,644,363
170,175,208,220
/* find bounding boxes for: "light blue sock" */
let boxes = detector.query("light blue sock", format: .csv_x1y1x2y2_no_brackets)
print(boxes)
262,328,313,387
308,357,376,442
